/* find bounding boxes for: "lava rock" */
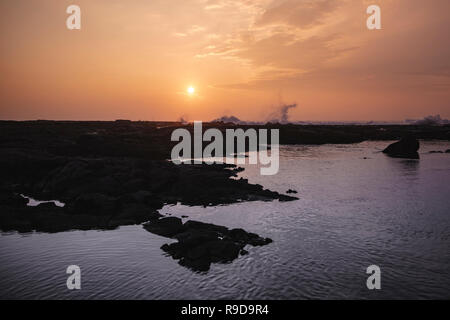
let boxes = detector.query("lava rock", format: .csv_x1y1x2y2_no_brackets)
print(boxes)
71,193,117,216
382,136,420,159
143,217,184,237
0,192,28,207
240,249,249,255
145,218,272,272
115,203,162,224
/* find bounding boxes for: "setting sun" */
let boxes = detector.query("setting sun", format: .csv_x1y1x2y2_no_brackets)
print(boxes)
187,86,195,95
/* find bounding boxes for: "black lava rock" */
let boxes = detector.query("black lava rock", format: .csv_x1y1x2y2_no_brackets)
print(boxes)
143,217,184,237
145,219,272,272
382,136,420,159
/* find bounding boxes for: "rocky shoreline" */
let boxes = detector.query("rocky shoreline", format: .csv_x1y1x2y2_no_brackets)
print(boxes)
2,120,449,232
1,120,449,271
0,157,295,233
144,217,273,271
0,121,299,270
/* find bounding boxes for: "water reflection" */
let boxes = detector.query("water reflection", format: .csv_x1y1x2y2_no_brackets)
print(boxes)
389,158,420,177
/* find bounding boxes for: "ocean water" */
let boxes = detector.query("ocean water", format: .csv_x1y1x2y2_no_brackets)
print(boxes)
1,141,449,299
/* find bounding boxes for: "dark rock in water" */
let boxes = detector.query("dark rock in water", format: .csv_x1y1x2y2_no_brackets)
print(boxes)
286,189,297,194
144,218,272,272
428,150,444,154
113,203,162,226
183,220,228,234
382,136,420,159
446,149,450,153
143,217,184,237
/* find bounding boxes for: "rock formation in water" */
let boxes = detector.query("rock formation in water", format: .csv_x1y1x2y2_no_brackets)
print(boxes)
382,136,420,159
144,217,272,272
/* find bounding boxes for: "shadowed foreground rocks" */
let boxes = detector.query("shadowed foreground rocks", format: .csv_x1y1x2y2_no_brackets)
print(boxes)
144,217,272,271
382,136,420,159
0,158,295,233
0,121,296,233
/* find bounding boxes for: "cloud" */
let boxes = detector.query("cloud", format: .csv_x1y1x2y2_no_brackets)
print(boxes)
195,0,356,88
257,0,341,29
172,25,206,37
2,0,450,121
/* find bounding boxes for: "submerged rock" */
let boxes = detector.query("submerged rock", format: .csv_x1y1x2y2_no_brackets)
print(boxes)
382,136,420,159
144,218,272,272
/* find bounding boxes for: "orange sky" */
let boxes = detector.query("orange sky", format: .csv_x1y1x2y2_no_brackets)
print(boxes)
1,0,449,121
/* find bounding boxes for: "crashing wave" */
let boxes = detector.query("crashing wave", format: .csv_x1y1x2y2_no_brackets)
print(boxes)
405,115,449,126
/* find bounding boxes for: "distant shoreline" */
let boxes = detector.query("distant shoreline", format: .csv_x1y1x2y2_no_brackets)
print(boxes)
1,121,449,150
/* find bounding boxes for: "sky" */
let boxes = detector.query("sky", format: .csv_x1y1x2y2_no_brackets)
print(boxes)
0,0,449,121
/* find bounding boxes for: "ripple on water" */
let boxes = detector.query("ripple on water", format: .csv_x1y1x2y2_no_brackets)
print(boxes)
1,141,450,299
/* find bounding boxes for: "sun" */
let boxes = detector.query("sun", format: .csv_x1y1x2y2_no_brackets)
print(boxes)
187,86,195,95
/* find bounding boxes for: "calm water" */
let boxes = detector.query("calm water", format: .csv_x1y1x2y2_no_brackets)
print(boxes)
1,141,450,299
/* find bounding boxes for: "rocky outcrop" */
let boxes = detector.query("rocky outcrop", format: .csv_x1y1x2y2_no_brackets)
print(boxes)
0,191,162,233
382,136,420,159
144,217,272,272
143,216,184,237
0,122,297,234
0,156,297,233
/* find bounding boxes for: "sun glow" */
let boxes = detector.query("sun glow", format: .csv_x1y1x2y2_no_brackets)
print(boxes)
187,86,195,95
